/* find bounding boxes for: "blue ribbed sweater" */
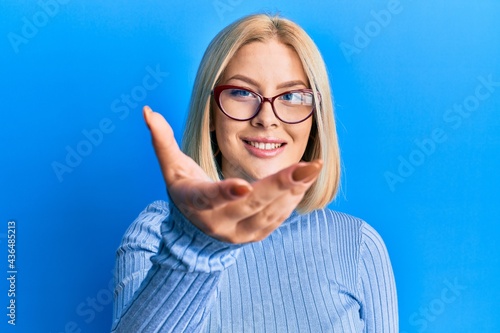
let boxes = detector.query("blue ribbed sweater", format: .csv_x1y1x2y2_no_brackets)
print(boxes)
112,200,398,332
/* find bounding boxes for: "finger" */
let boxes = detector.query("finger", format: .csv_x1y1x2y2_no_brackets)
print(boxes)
143,106,207,185
255,159,323,193
290,159,324,184
143,105,182,164
224,159,323,221
232,161,321,241
236,191,304,241
170,178,252,213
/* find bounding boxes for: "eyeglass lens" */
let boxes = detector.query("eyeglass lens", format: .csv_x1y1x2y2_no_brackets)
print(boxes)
219,87,314,123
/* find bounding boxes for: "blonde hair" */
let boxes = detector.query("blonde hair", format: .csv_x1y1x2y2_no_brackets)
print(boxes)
182,13,340,213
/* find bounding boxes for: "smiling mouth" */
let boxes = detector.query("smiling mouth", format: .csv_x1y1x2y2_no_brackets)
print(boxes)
244,141,285,150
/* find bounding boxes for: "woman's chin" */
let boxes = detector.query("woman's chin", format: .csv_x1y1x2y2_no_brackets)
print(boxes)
222,159,290,181
241,166,281,182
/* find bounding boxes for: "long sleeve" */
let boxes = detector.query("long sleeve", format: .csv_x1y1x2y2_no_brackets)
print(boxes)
111,200,241,333
358,223,398,332
112,202,398,332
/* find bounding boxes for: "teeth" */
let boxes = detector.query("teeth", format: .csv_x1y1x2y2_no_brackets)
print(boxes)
248,141,283,150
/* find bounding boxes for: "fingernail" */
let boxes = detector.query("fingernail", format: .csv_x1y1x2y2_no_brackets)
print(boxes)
230,184,251,197
292,161,322,183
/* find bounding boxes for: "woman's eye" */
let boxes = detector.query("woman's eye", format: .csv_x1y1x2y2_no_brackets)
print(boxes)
280,92,313,105
229,89,253,98
280,92,301,103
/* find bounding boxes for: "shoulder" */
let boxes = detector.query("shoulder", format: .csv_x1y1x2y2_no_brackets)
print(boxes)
119,200,170,246
141,199,170,216
282,209,394,295
133,200,170,229
291,208,390,260
308,208,384,239
307,208,394,280
293,208,365,241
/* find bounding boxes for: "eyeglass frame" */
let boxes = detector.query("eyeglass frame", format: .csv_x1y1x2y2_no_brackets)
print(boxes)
211,84,321,124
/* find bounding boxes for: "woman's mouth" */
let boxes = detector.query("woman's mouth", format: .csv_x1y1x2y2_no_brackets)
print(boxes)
246,141,284,150
242,139,287,158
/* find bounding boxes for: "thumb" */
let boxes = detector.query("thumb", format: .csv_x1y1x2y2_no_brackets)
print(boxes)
143,105,178,151
143,105,184,183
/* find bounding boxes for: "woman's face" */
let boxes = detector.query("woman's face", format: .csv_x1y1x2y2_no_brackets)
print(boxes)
213,39,313,181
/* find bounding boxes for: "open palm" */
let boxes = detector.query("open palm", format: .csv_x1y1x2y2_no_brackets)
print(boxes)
144,106,322,243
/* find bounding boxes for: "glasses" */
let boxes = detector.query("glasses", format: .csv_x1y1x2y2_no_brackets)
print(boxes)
212,85,320,124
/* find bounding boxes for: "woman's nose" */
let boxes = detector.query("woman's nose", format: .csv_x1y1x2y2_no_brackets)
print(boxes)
250,99,279,128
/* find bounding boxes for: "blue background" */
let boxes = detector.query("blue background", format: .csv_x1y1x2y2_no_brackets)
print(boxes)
1,0,499,332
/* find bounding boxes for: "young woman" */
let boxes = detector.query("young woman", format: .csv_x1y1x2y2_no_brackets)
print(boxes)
112,14,398,332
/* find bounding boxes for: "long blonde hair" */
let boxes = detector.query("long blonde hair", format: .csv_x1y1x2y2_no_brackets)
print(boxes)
182,14,340,213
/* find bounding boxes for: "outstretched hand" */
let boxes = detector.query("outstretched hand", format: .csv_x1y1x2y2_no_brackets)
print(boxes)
143,105,322,244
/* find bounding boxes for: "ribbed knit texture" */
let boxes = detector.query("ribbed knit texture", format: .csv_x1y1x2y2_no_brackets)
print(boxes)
112,200,398,332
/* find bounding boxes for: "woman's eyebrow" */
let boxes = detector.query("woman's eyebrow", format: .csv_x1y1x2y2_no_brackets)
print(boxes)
226,75,308,90
226,75,260,87
276,80,308,90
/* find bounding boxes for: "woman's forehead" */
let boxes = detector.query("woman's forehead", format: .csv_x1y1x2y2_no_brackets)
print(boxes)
221,40,308,89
